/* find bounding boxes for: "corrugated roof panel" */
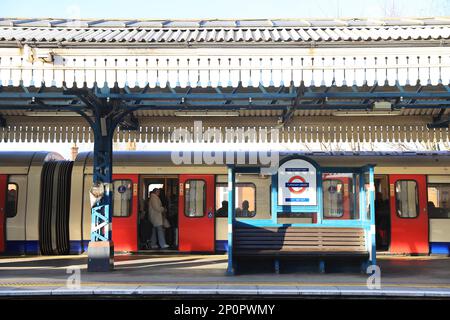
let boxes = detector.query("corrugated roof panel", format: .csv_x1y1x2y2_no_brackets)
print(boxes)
176,30,189,42
305,29,321,41
315,28,332,41
278,28,291,41
2,18,450,44
147,29,164,42
206,30,217,42
91,29,111,42
132,29,149,42
270,29,282,41
104,29,123,42
214,29,225,42
187,29,199,42
167,29,181,42
224,29,234,42
286,29,301,41
261,29,272,41
243,29,253,41
234,29,244,41
332,28,350,40
358,28,377,40
296,28,312,41
73,28,98,41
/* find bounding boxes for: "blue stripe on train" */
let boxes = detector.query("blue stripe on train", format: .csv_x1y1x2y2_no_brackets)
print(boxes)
69,240,89,254
4,241,90,255
215,240,228,253
430,242,450,255
5,241,39,255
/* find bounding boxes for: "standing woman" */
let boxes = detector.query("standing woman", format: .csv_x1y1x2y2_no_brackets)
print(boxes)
148,188,169,249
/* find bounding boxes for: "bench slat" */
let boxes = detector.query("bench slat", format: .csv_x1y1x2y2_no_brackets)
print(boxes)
233,226,368,258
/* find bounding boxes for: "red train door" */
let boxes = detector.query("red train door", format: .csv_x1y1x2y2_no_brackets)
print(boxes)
178,175,215,252
112,174,139,252
389,174,429,254
0,175,6,253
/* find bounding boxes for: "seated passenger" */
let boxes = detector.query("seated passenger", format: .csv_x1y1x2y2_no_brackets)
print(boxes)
216,201,228,217
239,200,254,218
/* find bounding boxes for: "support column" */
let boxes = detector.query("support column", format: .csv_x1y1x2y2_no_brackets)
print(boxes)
87,126,115,272
226,166,236,275
57,88,136,271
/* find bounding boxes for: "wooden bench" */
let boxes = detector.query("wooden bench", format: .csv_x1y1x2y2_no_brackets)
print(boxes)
233,226,369,273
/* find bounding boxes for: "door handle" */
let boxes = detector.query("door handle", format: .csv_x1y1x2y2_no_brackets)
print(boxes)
207,208,213,218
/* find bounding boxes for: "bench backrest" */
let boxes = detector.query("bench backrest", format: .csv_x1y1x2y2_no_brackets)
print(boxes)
233,226,367,253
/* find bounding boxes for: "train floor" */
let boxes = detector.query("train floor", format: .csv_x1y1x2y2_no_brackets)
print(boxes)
0,254,450,298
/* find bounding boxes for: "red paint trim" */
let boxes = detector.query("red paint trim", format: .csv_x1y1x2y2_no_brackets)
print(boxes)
178,174,215,252
0,175,6,253
389,174,429,254
112,174,139,252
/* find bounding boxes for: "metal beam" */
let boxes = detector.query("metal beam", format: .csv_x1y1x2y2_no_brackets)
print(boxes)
280,82,304,126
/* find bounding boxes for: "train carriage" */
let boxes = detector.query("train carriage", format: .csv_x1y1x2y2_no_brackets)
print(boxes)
2,150,449,257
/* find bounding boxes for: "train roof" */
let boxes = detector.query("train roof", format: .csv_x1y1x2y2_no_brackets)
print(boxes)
0,151,64,174
77,150,450,168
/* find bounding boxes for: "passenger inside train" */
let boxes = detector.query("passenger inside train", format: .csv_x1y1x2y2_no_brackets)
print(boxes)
216,201,228,217
139,178,179,250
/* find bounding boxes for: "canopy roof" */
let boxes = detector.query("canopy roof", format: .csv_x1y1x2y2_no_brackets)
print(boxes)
0,17,448,141
1,17,450,47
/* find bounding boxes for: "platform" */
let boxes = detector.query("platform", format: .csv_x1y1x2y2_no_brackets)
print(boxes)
0,254,450,298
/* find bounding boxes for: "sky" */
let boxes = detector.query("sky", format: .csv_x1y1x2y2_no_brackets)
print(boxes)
0,0,450,19
1,0,450,158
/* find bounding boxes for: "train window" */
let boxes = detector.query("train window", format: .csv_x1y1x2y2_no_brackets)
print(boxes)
113,180,133,217
427,184,450,218
395,180,419,218
215,183,256,218
6,183,18,218
185,180,205,217
323,180,344,218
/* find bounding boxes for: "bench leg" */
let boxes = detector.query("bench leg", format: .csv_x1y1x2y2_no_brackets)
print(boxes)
360,260,369,274
274,259,280,274
227,260,236,276
319,260,326,273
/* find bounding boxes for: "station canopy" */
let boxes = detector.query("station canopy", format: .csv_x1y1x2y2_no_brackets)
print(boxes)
0,17,449,150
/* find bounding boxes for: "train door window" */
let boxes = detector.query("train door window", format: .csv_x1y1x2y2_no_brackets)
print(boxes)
113,180,133,217
185,180,205,217
395,180,419,218
323,180,344,218
215,183,256,218
6,183,18,218
427,184,450,218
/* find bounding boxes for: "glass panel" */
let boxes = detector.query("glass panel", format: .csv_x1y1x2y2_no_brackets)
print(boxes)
364,172,371,221
113,180,132,217
215,183,256,218
322,173,359,220
395,180,419,218
6,183,18,218
427,184,450,218
185,180,205,217
323,180,344,218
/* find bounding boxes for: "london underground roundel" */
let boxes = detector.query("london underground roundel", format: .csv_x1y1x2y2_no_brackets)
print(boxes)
278,159,317,206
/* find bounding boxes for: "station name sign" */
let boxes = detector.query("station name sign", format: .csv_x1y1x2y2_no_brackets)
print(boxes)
278,159,317,206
